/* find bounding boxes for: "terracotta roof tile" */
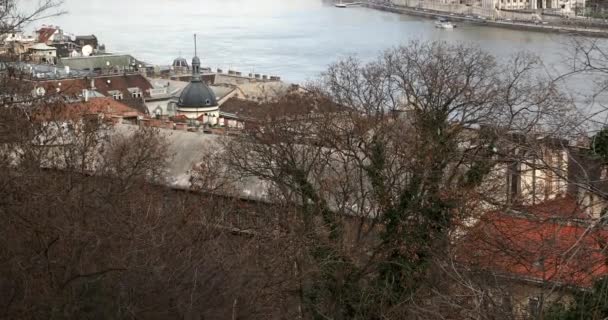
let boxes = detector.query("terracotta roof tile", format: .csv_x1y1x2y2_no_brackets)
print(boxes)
513,195,589,219
36,74,153,99
34,97,143,121
170,115,189,122
459,199,608,288
37,27,56,43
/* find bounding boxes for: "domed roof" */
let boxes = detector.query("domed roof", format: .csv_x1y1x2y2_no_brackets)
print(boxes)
173,57,189,68
178,79,218,108
192,56,201,66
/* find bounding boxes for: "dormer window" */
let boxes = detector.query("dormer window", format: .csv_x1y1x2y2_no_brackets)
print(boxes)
127,87,142,99
109,90,123,100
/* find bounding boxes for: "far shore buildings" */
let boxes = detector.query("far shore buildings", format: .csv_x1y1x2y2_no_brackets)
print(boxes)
484,0,584,12
390,0,585,16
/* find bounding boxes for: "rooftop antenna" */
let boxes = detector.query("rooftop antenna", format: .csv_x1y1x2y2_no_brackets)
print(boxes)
194,34,197,57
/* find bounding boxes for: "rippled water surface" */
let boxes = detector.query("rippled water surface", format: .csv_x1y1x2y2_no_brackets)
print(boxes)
25,0,594,84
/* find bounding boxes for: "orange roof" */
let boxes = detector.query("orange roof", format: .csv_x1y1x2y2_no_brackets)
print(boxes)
460,199,608,288
37,27,57,43
35,97,142,122
35,74,153,98
170,115,189,122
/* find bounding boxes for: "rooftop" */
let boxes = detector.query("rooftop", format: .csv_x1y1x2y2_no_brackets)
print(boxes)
30,43,56,51
36,27,57,43
34,97,143,122
459,197,608,288
58,54,145,71
35,73,154,99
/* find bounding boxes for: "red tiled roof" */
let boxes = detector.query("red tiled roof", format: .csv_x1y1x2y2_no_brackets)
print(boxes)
170,115,189,122
36,74,153,99
34,97,143,122
514,196,589,219
460,199,608,288
92,74,153,98
37,27,57,43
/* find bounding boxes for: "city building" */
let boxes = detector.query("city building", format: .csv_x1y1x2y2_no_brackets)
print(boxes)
35,25,72,44
32,73,154,115
172,56,190,74
51,42,81,58
460,196,607,318
175,54,220,123
1,31,36,56
28,43,57,64
57,54,148,74
491,0,582,11
74,35,98,49
34,97,144,123
145,79,236,118
391,0,584,17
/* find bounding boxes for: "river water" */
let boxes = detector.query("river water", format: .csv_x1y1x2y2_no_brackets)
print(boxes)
21,0,608,121
28,0,583,82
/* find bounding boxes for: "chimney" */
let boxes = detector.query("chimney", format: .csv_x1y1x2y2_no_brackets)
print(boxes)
84,89,89,102
90,78,95,90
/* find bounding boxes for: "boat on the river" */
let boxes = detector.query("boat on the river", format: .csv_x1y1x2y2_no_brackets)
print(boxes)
435,18,455,29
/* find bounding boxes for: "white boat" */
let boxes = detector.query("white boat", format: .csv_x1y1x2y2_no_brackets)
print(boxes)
335,1,347,8
435,20,454,29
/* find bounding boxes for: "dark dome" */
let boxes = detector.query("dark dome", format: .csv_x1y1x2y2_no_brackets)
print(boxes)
173,57,189,68
192,56,201,66
178,80,218,108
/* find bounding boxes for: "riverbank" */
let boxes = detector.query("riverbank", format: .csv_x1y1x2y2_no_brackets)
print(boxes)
363,2,608,38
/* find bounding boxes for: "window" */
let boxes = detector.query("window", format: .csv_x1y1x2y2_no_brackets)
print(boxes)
205,99,211,105
528,297,541,317
109,90,123,100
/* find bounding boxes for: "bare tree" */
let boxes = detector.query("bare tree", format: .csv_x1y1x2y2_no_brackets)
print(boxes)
0,0,65,36
0,103,302,318
224,41,578,319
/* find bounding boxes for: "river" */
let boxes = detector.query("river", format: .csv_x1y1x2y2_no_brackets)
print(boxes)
25,0,586,81
20,0,608,121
